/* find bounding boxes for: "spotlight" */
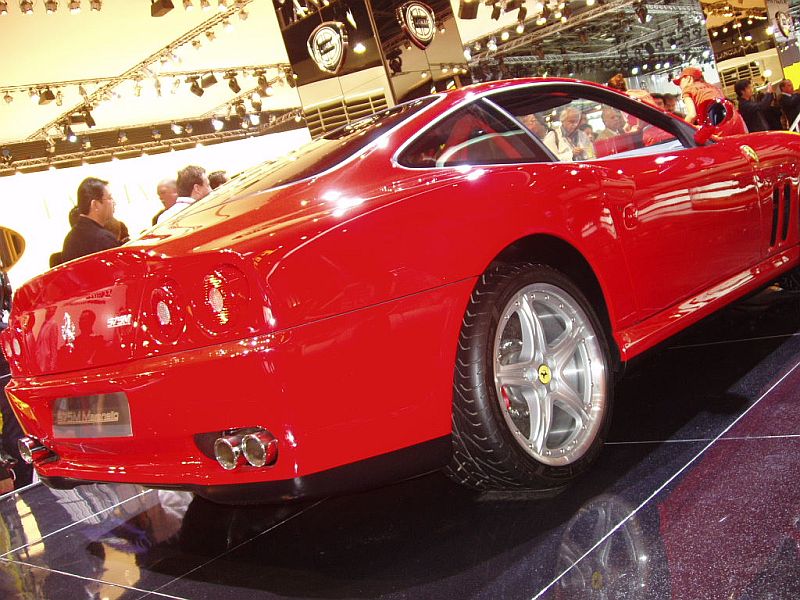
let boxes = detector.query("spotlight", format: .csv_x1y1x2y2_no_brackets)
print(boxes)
251,97,262,112
3,92,11,103
211,117,224,131
458,0,478,19
1,148,12,165
38,88,56,105
256,74,268,94
151,0,174,17
206,30,216,42
238,8,247,20
45,0,57,13
152,129,162,140
225,73,241,93
68,0,79,12
284,68,297,88
189,78,204,96
518,6,527,20
64,125,77,143
19,1,33,15
200,0,210,9
83,108,96,128
183,0,193,10
184,124,193,134
81,138,91,150
200,72,218,88
117,130,128,144
55,90,63,106
0,2,7,15
234,102,247,118
170,122,184,135
217,0,227,10
248,113,260,126
46,139,56,153
516,22,524,33
90,0,100,9
491,4,501,20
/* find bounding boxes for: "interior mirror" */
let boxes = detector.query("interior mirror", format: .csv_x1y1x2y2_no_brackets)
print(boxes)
694,98,734,145
0,226,25,272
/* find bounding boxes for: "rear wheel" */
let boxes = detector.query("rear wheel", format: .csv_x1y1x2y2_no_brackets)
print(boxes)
445,263,613,490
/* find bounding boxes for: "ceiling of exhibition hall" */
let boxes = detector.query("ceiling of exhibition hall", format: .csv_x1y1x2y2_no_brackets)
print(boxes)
0,0,298,146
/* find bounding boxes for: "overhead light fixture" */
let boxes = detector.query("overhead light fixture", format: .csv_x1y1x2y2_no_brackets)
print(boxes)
3,92,11,104
38,87,56,105
225,72,241,93
68,0,79,12
183,0,193,10
458,0,478,19
217,0,227,10
90,0,101,10
20,1,33,15
222,18,232,31
248,114,260,126
201,72,218,88
189,78,204,96
45,0,57,13
81,138,91,150
117,130,128,144
151,0,174,17
55,90,63,105
206,29,216,41
234,102,247,118
211,117,224,131
238,7,247,20
490,4,501,20
64,124,78,143
152,129,162,140
200,0,210,9
250,96,262,112
83,107,96,128
170,122,184,135
0,2,7,16
518,6,527,20
256,73,268,94
29,88,40,103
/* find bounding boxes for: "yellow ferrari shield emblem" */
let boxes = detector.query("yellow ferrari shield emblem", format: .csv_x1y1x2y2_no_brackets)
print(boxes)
740,145,759,164
538,364,552,385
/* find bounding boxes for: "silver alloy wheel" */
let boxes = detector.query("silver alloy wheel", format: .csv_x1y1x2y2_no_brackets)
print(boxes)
493,283,607,466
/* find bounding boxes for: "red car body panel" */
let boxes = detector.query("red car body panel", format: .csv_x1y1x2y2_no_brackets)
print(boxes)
3,79,800,500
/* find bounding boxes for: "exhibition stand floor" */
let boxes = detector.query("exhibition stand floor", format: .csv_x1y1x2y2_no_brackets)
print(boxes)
1,287,799,599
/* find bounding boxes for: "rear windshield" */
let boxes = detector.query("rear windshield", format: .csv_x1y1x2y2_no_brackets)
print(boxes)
225,96,437,193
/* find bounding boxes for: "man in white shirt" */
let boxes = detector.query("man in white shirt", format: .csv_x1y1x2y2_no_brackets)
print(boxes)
156,165,211,224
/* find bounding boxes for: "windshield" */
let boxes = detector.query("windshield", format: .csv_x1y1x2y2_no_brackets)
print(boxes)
215,96,438,197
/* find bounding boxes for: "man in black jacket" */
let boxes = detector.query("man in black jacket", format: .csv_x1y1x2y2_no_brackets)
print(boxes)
734,79,773,132
59,177,121,264
778,79,800,129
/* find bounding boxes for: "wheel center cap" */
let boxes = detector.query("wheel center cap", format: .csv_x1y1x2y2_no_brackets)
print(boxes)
537,364,552,385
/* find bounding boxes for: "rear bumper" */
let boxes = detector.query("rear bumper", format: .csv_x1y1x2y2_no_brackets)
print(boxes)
6,285,468,501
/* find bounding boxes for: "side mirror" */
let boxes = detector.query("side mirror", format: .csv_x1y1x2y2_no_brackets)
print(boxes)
0,227,25,273
694,98,734,145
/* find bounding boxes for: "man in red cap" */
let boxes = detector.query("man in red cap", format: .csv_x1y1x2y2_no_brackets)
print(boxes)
673,66,747,136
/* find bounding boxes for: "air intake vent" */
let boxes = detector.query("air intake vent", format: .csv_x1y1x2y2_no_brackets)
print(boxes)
303,92,389,138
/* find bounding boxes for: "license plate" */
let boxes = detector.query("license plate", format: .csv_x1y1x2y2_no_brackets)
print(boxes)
52,392,132,438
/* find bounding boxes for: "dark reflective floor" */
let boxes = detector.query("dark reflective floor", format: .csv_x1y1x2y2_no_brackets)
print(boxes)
2,287,800,599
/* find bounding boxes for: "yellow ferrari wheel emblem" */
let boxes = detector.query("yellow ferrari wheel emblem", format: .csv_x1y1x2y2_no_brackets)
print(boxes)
537,364,552,385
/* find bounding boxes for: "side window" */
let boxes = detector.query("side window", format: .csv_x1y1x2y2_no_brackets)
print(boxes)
491,89,680,163
398,101,549,168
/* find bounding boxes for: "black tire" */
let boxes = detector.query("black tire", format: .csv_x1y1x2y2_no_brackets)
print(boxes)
445,262,614,491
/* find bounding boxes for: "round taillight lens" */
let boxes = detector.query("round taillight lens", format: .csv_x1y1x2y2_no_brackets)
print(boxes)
195,264,250,335
148,280,185,344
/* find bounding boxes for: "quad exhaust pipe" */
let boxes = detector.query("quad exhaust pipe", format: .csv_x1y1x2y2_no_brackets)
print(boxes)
18,437,56,465
213,428,278,470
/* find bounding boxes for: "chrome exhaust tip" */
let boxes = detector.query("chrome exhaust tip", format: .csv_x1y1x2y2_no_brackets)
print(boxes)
18,437,54,465
241,430,278,467
213,434,245,470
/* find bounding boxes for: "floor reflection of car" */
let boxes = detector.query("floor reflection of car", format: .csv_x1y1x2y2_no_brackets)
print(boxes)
3,78,800,503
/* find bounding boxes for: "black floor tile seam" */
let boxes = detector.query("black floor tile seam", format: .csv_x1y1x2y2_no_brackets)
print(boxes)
667,330,800,350
144,499,325,599
0,556,190,599
529,354,800,600
0,487,154,559
606,433,800,445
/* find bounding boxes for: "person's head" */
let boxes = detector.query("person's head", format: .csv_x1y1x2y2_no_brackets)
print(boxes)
156,179,178,209
68,205,80,227
578,123,595,141
650,92,666,109
672,66,704,90
734,79,753,101
76,177,114,226
662,93,678,112
779,79,794,94
559,107,581,135
601,106,625,131
208,170,229,190
105,218,129,243
607,73,627,92
176,165,211,201
520,113,548,137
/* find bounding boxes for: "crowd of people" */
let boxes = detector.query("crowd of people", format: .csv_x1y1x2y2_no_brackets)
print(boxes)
50,165,229,268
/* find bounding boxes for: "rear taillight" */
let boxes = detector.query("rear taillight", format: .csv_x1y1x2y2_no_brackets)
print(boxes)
144,279,186,345
194,264,250,335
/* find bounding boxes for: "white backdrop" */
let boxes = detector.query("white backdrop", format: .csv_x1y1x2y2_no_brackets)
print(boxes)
1,129,310,288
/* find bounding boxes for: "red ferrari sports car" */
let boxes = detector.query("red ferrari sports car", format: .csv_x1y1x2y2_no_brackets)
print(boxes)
3,78,799,503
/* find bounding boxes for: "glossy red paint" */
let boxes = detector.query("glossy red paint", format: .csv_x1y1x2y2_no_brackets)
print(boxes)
3,78,800,501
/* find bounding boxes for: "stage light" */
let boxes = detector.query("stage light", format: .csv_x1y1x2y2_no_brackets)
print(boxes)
256,74,269,94
20,1,33,15
200,0,210,9
248,114,260,126
211,117,224,131
151,0,174,16
38,88,56,105
189,78,204,96
458,0,478,19
491,4,501,20
3,92,11,104
518,6,527,20
83,108,96,128
55,90,63,106
516,22,524,33
217,0,227,11
45,0,57,14
152,129,162,140
90,0,101,10
201,72,218,88
183,0,193,10
81,138,91,150
117,131,128,144
0,2,7,16
234,102,247,118
170,123,184,135
68,0,80,12
64,125,77,143
226,73,241,93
